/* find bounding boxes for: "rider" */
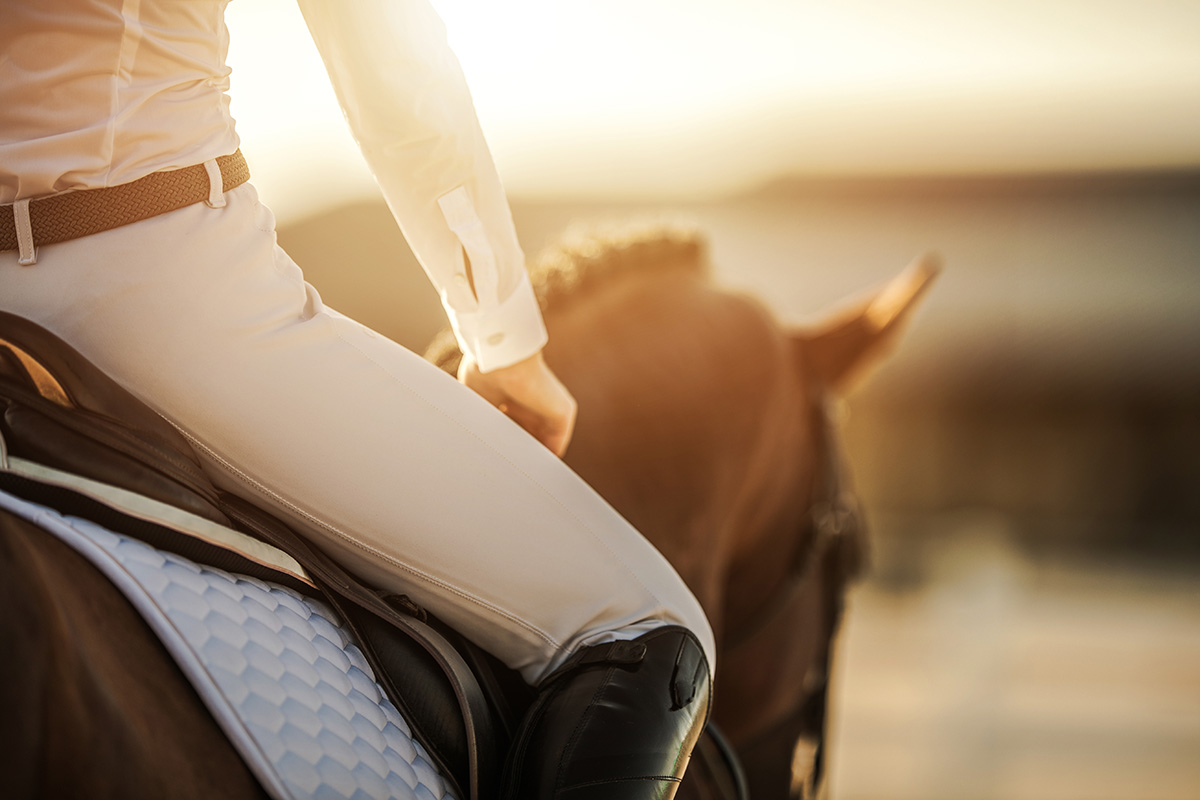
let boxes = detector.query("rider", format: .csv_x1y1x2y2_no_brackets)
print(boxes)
0,0,713,797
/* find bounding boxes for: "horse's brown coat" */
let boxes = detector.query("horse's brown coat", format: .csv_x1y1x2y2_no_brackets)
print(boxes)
542,265,817,639
0,512,270,800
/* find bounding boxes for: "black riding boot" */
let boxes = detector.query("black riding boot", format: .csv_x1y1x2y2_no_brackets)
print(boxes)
501,625,711,800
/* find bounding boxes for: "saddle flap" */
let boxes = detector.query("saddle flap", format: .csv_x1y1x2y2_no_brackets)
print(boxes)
0,311,195,450
0,311,228,524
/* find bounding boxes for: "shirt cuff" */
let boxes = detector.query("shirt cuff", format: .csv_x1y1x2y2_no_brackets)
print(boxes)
448,271,549,372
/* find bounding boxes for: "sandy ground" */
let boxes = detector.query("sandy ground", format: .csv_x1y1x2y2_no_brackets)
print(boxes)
827,517,1200,800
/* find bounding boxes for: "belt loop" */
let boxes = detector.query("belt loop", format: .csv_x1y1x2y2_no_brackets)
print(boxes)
203,159,226,208
14,199,37,266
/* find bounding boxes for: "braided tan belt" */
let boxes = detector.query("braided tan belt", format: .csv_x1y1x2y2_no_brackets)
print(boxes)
0,150,249,255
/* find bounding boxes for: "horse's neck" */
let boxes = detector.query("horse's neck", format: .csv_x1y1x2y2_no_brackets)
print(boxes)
719,419,816,633
547,272,818,623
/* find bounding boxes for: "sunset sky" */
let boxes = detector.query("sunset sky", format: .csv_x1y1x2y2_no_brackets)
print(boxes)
224,0,1200,219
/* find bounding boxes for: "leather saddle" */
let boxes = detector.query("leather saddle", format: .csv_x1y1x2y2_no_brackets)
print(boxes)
0,310,521,800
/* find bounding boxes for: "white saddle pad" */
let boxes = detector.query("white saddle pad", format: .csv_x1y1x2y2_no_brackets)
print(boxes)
0,488,455,800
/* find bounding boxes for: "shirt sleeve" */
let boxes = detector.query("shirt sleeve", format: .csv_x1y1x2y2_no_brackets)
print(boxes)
296,0,547,372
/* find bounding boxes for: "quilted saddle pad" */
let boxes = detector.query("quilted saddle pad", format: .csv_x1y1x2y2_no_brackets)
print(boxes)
0,487,455,800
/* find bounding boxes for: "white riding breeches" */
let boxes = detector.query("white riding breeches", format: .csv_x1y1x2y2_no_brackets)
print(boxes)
0,184,714,684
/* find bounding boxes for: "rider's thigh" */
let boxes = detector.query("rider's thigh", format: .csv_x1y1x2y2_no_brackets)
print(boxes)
0,184,714,684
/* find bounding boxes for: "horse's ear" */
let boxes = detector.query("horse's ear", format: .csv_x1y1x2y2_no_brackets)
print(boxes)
794,253,941,393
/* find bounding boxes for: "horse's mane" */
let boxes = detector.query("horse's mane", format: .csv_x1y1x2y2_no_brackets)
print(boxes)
426,222,710,370
527,222,710,313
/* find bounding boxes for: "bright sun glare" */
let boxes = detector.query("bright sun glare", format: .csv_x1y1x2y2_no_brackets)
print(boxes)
225,0,1200,220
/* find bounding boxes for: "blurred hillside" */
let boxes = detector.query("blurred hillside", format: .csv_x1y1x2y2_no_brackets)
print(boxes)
279,170,1200,563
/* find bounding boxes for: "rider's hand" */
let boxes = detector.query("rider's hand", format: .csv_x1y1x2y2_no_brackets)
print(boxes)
458,350,577,457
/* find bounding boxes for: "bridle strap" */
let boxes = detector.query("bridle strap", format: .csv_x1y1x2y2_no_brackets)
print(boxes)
720,374,868,798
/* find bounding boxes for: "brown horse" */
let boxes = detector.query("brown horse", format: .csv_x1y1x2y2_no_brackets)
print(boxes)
0,225,933,800
429,224,937,798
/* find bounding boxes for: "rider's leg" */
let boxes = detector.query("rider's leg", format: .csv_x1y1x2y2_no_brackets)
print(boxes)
0,182,713,687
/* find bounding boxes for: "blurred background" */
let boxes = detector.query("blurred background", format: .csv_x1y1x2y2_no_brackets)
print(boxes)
225,2,1200,797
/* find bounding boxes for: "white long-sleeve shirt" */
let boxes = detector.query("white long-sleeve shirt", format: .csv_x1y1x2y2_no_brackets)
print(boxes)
0,0,547,371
